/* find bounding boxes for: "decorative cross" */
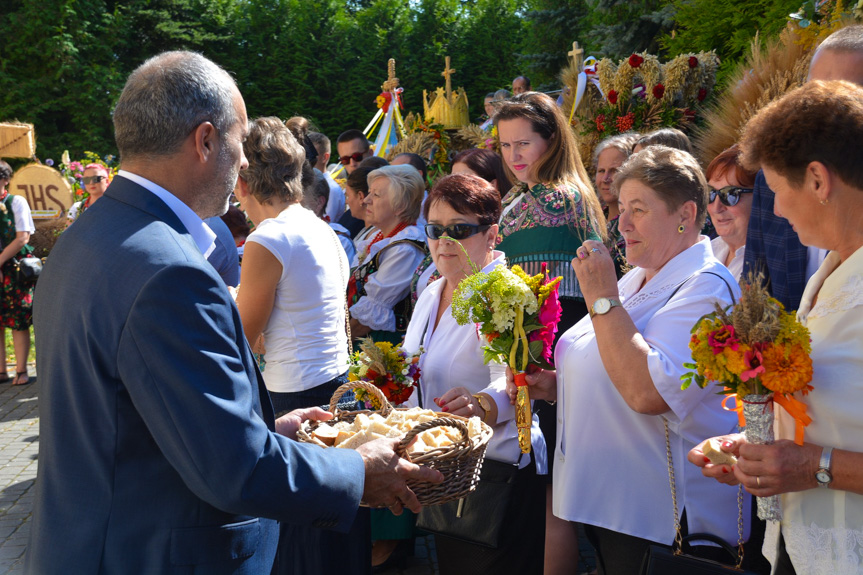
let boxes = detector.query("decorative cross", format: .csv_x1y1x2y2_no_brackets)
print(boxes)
568,41,584,70
441,56,456,100
382,58,399,92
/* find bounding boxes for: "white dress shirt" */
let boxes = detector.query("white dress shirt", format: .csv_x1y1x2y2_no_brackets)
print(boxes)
553,237,747,544
402,252,547,471
118,170,216,258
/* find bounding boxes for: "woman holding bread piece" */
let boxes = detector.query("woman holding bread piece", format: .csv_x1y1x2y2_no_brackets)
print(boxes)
402,173,546,574
508,146,747,574
690,81,863,575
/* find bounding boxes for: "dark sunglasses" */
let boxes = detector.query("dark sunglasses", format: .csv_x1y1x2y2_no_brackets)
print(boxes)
424,223,490,241
81,175,107,185
709,186,753,207
339,152,365,165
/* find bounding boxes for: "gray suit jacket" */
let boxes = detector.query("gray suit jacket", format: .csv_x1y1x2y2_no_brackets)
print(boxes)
27,176,364,574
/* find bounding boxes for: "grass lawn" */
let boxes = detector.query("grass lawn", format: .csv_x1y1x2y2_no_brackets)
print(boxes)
3,328,36,368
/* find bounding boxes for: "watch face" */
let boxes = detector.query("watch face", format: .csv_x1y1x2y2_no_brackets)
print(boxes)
595,298,611,315
816,470,832,484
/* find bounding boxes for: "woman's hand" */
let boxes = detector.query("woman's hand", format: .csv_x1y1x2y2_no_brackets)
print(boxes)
435,387,482,418
505,365,557,404
733,440,822,497
571,239,619,308
689,433,744,486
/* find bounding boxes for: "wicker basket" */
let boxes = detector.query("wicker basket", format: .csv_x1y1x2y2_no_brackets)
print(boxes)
297,381,493,506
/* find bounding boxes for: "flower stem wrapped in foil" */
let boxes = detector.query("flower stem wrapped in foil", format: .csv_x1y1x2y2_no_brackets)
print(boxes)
743,393,781,521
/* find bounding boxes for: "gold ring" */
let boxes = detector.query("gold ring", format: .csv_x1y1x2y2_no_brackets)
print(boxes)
756,476,761,488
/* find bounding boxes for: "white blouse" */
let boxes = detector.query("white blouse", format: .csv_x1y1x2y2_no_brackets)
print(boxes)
711,236,745,282
402,252,547,470
553,237,747,544
245,205,349,392
764,247,863,575
350,225,426,333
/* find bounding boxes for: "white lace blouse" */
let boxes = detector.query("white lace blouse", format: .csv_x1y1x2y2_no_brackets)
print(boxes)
764,247,863,575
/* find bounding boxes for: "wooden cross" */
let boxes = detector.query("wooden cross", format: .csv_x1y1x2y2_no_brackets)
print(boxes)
382,58,399,92
441,56,456,100
568,41,584,70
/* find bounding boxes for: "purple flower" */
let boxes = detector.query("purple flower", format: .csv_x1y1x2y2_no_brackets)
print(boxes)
46,159,54,166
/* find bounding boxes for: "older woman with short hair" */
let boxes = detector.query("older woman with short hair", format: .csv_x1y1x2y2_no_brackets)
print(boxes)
691,80,863,575
234,117,369,575
512,145,747,574
348,164,426,343
594,133,639,275
705,144,757,281
403,173,545,573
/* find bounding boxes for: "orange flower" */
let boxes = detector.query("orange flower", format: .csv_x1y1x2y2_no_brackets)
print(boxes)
760,343,813,395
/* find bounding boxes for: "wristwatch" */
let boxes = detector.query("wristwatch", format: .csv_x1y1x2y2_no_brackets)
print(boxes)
472,393,494,425
815,446,834,488
589,297,622,319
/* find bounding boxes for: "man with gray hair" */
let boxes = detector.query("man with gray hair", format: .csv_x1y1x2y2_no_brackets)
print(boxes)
27,51,440,574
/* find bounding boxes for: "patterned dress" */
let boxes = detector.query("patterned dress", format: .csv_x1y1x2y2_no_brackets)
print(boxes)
496,181,601,301
0,193,35,330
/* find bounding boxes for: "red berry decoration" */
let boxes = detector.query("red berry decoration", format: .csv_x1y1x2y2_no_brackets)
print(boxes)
689,56,698,69
616,113,635,132
595,114,606,132
652,84,665,99
608,90,619,104
697,88,708,101
629,54,644,68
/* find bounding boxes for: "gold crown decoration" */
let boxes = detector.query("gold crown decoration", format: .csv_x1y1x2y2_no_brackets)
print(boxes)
423,56,470,129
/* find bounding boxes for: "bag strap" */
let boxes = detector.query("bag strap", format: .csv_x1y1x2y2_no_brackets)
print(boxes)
371,238,427,269
662,417,745,568
328,226,353,358
664,270,736,308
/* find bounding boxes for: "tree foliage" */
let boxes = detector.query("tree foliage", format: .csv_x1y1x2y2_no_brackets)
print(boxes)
661,0,803,84
0,0,813,161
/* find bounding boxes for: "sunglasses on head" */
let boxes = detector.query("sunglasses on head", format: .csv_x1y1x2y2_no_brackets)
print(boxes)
81,175,107,185
339,152,365,165
709,186,753,207
424,223,490,241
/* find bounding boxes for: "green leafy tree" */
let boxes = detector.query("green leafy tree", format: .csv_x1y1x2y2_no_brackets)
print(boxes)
519,0,589,91
587,0,676,59
661,0,803,83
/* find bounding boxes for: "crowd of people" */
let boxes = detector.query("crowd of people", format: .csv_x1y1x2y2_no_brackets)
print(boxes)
15,23,863,575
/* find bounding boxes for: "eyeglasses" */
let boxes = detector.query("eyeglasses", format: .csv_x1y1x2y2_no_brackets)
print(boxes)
709,186,753,207
82,175,107,185
424,223,490,241
339,152,365,165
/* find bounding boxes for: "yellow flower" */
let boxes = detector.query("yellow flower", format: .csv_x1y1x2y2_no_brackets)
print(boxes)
760,343,813,395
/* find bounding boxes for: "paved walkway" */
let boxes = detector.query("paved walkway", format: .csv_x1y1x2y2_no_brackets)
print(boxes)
0,366,38,575
0,369,597,574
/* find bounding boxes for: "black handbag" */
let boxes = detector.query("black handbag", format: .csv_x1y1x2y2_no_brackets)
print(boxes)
416,456,518,548
13,255,41,282
640,419,757,574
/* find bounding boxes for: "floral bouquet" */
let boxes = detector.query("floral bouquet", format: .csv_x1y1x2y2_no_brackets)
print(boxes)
682,278,813,520
451,262,562,453
348,338,422,408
